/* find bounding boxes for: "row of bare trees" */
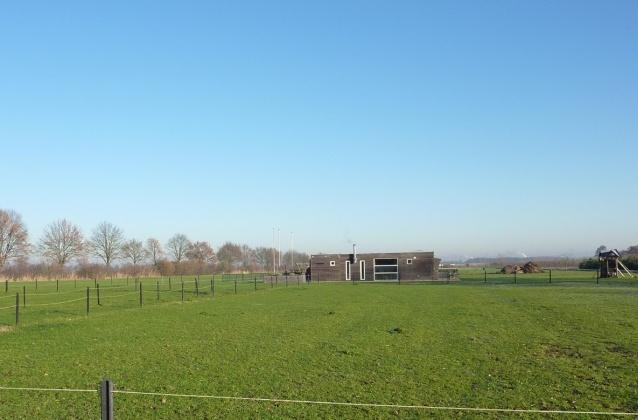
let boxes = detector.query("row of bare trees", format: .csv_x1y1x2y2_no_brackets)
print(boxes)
0,209,308,279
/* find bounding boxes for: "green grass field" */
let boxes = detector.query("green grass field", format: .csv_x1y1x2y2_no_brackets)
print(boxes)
0,271,636,418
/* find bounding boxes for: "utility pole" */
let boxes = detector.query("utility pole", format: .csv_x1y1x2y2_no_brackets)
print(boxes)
278,227,281,272
290,232,294,270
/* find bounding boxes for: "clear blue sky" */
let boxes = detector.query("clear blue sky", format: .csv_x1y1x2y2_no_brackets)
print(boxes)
1,1,636,259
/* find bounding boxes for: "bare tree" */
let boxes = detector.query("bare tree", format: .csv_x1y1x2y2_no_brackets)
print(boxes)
0,209,30,268
146,238,163,265
90,222,124,267
122,239,148,266
186,241,216,264
167,234,191,262
39,219,84,266
595,245,607,256
217,242,243,272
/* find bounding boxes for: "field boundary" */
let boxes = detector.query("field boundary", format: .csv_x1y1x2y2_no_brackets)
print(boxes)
0,384,636,417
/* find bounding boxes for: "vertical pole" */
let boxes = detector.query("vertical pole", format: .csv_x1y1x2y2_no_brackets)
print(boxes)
139,283,143,307
254,276,257,291
94,278,97,288
157,281,160,301
97,284,101,306
5,279,8,293
86,288,90,315
549,269,552,284
23,286,26,307
181,281,184,302
15,293,19,325
484,270,487,283
212,276,215,297
285,274,288,288
169,277,172,290
514,271,517,284
36,278,38,290
234,277,237,294
196,278,199,297
271,276,273,288
100,378,114,420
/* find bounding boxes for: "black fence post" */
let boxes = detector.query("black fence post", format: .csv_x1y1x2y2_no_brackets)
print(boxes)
139,283,143,307
100,378,114,420
181,281,184,302
234,277,237,294
36,278,38,290
514,271,517,284
5,279,8,293
196,278,199,297
56,278,59,292
549,269,552,284
23,286,26,307
97,284,101,306
157,281,160,301
94,278,97,288
285,274,288,288
169,277,172,290
86,287,90,315
484,270,487,283
254,276,257,291
15,293,19,325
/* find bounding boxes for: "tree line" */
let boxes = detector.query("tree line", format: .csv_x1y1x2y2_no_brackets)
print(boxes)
0,209,309,279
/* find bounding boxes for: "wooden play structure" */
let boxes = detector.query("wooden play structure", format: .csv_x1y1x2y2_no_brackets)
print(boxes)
598,249,634,278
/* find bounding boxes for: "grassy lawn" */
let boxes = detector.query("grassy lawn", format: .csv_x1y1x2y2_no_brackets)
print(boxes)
0,275,637,418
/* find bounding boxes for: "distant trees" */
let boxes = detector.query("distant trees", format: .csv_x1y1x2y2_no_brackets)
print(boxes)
167,234,190,263
186,241,216,264
90,222,124,267
0,209,30,268
146,238,163,266
595,245,607,256
622,245,638,256
217,242,243,272
122,239,147,267
39,219,84,266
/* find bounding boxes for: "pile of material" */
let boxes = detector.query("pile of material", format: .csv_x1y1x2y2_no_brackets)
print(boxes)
501,261,544,274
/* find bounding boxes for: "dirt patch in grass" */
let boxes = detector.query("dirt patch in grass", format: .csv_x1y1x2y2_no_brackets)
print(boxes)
0,325,14,334
544,344,583,359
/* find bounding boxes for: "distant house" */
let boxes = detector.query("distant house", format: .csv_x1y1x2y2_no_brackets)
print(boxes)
309,251,440,281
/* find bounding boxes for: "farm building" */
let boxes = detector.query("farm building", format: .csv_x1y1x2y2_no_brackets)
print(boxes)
309,251,440,281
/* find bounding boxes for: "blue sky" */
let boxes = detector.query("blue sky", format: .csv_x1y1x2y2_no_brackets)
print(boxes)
1,1,637,259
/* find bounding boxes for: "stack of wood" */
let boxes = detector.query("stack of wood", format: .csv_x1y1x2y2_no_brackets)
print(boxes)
501,261,544,274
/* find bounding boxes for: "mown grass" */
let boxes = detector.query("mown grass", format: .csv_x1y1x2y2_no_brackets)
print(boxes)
0,273,636,418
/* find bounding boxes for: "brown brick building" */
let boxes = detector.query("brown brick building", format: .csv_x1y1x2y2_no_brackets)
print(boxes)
309,251,440,281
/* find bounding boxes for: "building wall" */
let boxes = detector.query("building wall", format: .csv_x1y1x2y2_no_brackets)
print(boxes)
310,252,439,281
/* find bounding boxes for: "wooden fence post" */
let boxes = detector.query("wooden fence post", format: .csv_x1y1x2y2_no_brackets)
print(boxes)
157,281,160,301
15,293,19,325
181,281,184,302
23,286,26,307
139,283,143,307
100,378,114,420
97,284,101,306
86,288,90,315
234,277,237,294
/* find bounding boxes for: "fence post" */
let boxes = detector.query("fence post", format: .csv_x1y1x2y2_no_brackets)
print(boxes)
196,278,199,297
5,279,8,293
36,278,38,290
549,269,552,284
514,271,517,284
56,278,59,292
23,286,26,307
100,378,114,420
484,270,487,283
86,287,90,315
169,277,172,290
15,293,19,325
139,283,143,307
97,284,101,306
285,274,288,288
181,281,184,302
94,278,97,288
254,276,257,291
157,281,160,301
234,277,237,294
